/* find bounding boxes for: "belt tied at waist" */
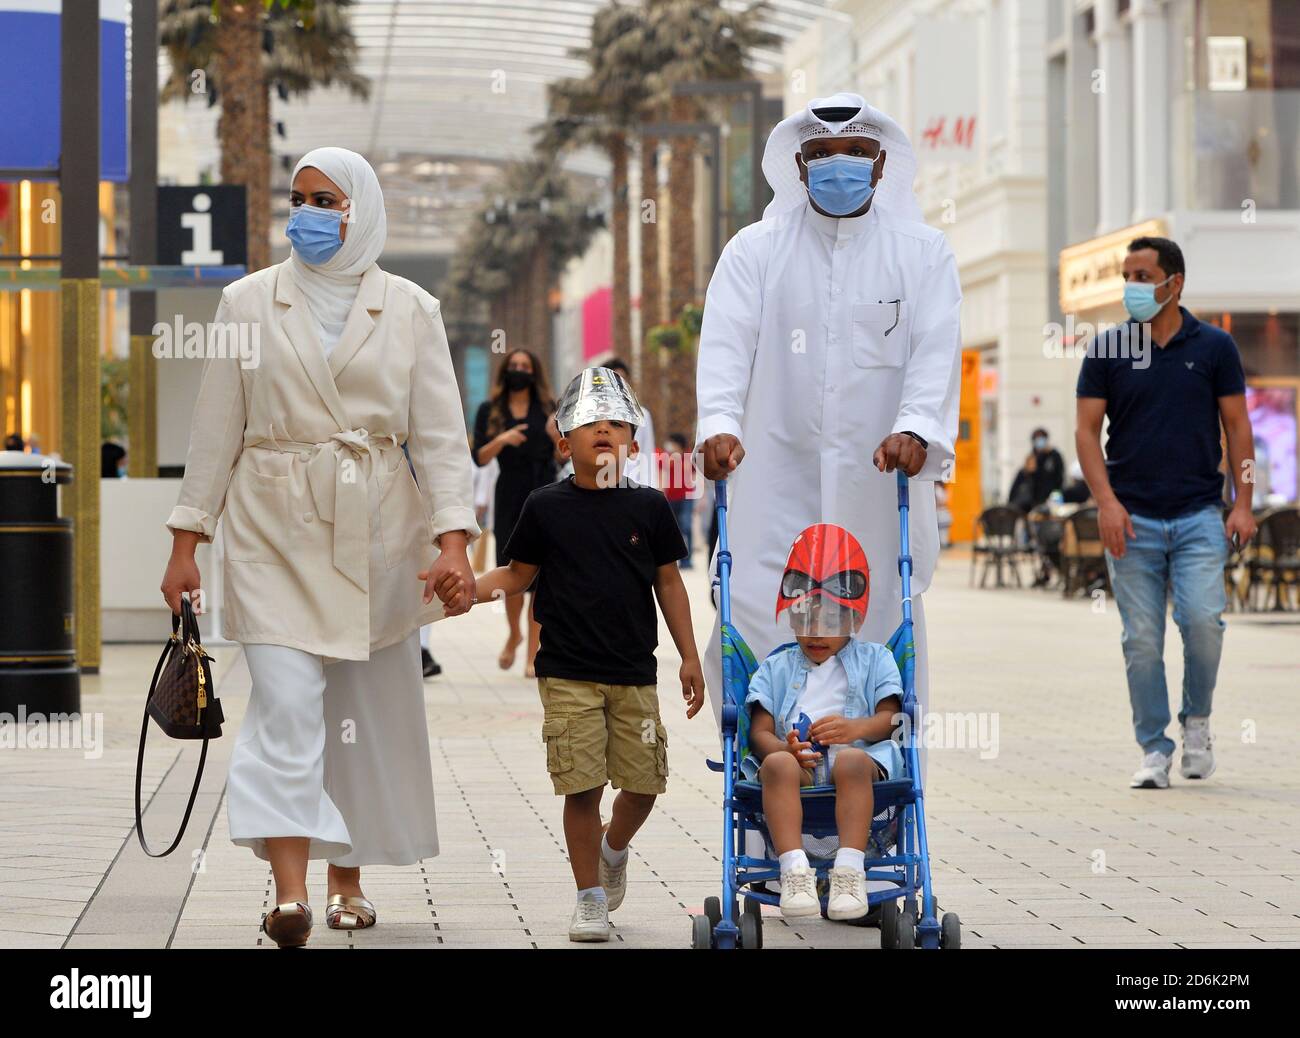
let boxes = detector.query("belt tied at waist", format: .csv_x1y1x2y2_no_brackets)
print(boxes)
252,429,401,591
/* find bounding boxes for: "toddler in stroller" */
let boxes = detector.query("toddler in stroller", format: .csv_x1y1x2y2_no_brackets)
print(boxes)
744,522,903,921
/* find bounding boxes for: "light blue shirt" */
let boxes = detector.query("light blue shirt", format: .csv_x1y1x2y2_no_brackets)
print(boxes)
742,639,905,782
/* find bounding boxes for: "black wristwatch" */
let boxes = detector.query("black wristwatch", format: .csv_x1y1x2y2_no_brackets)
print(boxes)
900,430,929,449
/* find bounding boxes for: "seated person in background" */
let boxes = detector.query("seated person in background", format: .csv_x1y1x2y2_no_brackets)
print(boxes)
1009,428,1064,511
743,524,903,923
1061,460,1092,505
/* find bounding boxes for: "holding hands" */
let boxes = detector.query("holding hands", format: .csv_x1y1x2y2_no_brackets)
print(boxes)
419,531,476,616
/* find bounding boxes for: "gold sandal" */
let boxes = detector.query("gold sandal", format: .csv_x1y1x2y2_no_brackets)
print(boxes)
325,894,377,930
262,901,312,948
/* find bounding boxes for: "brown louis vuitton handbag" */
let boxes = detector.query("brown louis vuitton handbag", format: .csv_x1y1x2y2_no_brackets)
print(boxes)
133,596,225,857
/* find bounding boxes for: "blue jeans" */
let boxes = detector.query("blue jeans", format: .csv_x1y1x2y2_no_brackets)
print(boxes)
1104,505,1228,756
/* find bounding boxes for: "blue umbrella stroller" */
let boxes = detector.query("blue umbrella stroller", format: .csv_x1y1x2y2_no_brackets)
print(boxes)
695,471,959,950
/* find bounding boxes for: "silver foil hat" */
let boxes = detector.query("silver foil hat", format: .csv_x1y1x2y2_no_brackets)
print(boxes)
555,366,645,435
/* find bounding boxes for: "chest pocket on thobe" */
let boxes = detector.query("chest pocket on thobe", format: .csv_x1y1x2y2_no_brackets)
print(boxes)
851,301,910,369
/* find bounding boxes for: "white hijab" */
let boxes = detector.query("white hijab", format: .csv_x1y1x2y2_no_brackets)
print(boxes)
761,91,922,224
288,147,388,355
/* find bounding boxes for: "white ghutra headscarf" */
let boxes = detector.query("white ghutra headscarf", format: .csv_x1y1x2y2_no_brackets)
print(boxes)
289,147,388,355
761,92,923,224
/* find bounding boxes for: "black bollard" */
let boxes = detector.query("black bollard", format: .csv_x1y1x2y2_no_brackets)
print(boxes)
0,451,80,714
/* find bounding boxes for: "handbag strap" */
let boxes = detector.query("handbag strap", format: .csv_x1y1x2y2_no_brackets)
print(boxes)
133,632,212,859
173,595,200,646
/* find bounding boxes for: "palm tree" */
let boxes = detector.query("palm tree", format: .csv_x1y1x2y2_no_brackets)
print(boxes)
639,135,662,339
538,4,655,362
642,1,776,317
444,157,602,362
640,0,776,438
160,0,368,272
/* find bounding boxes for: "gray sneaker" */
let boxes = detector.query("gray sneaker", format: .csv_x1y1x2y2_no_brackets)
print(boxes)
1180,717,1216,779
599,846,628,913
1131,750,1172,789
568,895,610,942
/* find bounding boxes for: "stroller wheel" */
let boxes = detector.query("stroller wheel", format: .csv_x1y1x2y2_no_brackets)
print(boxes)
691,914,713,950
878,899,900,949
895,912,916,950
742,895,764,948
739,911,762,950
705,895,739,928
940,912,961,949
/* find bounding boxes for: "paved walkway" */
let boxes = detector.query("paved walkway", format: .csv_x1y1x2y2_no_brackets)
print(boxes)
3,544,1299,949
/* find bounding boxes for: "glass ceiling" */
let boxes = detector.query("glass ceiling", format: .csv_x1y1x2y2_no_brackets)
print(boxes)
157,0,843,254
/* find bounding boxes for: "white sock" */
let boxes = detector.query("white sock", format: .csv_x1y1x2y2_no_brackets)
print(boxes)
779,849,809,873
834,847,866,872
577,886,607,903
601,833,628,865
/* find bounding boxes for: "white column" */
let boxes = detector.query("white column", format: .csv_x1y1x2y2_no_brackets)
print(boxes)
1065,11,1099,243
1095,0,1133,232
1010,0,1048,177
1131,0,1169,219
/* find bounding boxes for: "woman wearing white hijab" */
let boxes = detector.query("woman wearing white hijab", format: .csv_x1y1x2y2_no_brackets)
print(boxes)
161,147,480,947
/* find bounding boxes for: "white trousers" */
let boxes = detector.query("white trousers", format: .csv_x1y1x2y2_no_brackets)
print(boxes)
227,631,439,867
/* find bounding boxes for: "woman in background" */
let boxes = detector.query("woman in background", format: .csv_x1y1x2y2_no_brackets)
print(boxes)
472,350,561,676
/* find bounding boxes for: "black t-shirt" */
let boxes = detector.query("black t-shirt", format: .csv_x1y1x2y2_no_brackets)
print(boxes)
503,476,688,686
1076,308,1246,520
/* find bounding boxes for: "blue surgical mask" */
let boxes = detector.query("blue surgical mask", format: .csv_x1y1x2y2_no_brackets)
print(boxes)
286,203,345,264
805,154,877,217
1122,275,1175,322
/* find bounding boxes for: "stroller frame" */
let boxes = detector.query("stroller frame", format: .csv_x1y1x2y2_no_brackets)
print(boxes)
697,471,956,950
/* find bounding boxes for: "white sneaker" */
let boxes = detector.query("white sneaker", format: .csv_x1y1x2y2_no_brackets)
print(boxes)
1180,717,1216,780
599,840,628,913
568,896,610,942
1131,750,1172,789
826,867,869,921
778,866,820,919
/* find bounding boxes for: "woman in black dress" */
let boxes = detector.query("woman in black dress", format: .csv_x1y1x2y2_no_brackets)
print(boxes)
473,349,561,675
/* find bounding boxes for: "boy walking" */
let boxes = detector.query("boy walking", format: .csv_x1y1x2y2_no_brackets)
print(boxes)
438,367,705,940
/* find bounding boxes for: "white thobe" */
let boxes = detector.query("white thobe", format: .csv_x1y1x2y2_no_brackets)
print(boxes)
628,405,658,488
695,202,962,751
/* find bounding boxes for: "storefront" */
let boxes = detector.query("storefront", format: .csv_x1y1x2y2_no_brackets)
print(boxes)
1202,313,1300,506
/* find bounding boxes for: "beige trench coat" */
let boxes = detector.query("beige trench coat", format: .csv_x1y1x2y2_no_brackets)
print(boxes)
167,261,480,660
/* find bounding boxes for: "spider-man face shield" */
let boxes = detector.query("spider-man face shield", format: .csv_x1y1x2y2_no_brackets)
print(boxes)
775,524,869,637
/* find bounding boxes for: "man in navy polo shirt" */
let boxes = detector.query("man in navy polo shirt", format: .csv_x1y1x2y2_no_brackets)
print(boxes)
1076,236,1257,790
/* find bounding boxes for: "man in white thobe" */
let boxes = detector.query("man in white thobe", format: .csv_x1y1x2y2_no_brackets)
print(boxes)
695,93,962,768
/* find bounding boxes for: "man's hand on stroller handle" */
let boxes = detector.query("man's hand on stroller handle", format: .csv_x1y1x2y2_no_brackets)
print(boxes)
700,433,745,481
873,433,927,477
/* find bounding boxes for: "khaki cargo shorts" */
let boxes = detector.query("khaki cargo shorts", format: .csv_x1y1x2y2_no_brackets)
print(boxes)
537,676,668,796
